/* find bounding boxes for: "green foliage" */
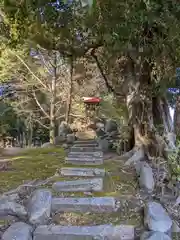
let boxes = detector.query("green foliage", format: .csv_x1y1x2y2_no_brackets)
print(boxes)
99,94,131,153
168,142,180,180
0,44,29,81
0,101,18,138
167,91,177,108
99,94,127,124
32,123,50,144
1,0,95,55
2,0,180,58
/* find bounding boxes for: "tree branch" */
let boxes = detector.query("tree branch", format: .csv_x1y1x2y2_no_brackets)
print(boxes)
70,114,85,118
32,91,50,119
55,100,63,106
90,48,115,93
0,9,5,20
33,118,49,129
37,50,53,76
9,50,48,89
56,114,65,120
54,41,102,57
55,104,62,117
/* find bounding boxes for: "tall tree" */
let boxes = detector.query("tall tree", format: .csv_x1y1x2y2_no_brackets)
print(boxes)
0,45,73,143
86,0,180,159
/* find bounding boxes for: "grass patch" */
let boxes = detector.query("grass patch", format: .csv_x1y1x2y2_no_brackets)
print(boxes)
0,147,65,193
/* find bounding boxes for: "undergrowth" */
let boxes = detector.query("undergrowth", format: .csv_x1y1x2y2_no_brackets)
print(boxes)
168,142,180,180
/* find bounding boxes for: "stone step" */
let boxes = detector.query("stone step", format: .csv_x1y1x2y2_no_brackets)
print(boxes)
70,146,102,152
52,197,118,213
66,159,103,165
60,167,105,177
65,157,103,165
73,144,99,148
68,151,103,158
34,224,135,240
74,140,97,144
66,156,103,161
52,178,103,192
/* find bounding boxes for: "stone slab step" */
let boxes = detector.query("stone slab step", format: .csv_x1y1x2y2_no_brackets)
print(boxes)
68,151,103,158
65,157,103,165
70,147,102,152
66,159,103,165
52,178,103,192
60,167,105,177
74,140,97,144
34,225,135,240
52,197,118,213
66,156,103,161
73,143,99,147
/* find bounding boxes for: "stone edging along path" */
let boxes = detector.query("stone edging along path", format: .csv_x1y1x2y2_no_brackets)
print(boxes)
0,139,179,239
133,157,180,239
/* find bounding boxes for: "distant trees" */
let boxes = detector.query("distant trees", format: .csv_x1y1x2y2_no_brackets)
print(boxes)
0,45,74,143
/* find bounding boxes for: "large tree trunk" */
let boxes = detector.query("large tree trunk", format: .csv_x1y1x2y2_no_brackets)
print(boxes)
118,57,176,168
127,59,153,145
123,57,168,165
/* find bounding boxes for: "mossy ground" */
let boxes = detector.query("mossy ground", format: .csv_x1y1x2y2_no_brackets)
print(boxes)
0,147,65,193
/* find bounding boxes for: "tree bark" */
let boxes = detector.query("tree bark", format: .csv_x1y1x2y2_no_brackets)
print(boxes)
158,97,175,149
49,52,57,144
127,59,153,143
27,123,33,147
49,116,55,144
123,57,168,162
153,96,175,149
65,56,73,124
174,95,180,139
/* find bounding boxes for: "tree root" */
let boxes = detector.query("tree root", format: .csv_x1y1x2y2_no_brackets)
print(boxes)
118,148,135,160
110,147,145,166
124,147,145,166
107,148,135,162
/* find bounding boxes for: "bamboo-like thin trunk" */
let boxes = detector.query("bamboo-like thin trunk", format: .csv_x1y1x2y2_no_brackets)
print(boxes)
27,126,33,147
49,52,57,144
65,56,73,124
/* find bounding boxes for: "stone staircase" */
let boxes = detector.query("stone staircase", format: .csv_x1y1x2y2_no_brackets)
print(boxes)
2,139,177,239
33,139,135,240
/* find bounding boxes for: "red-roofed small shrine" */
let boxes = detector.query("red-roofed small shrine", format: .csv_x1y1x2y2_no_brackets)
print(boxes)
83,97,101,104
83,97,101,117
